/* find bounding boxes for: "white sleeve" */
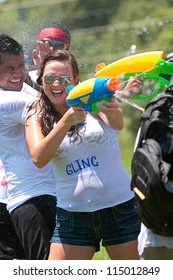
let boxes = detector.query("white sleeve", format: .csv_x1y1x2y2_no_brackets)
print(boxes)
22,82,38,97
0,91,36,125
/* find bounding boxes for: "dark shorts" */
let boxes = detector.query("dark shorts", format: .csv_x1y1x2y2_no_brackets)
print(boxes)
51,197,140,251
11,195,56,260
0,202,26,260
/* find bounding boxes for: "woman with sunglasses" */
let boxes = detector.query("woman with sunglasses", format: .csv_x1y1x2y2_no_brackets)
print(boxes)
25,50,140,260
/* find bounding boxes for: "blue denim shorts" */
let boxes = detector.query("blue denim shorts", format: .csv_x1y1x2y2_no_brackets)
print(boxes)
50,198,140,251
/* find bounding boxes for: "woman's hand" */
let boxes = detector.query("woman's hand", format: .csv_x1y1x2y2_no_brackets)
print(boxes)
119,76,143,98
96,96,124,130
62,106,87,127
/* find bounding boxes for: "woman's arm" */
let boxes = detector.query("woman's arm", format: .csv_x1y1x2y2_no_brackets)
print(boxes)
96,95,124,130
25,106,86,168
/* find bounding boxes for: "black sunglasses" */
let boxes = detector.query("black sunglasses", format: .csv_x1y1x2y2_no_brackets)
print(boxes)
43,74,71,86
41,38,65,50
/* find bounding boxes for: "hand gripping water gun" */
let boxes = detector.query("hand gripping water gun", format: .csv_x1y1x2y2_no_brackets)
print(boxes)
66,76,120,115
94,51,173,99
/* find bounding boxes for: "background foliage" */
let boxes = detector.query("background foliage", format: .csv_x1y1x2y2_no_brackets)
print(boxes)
1,0,173,259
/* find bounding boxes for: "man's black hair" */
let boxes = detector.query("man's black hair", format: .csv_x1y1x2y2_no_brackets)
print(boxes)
0,34,23,63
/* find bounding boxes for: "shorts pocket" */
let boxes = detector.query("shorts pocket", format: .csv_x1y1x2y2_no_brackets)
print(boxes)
112,198,140,230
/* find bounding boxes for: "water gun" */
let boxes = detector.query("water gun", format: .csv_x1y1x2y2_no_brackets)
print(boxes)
94,51,173,99
66,76,120,126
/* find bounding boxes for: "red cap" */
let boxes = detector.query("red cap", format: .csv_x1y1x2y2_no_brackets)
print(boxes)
37,27,70,45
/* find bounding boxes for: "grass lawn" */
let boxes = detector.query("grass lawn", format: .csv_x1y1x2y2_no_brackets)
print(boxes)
93,246,110,260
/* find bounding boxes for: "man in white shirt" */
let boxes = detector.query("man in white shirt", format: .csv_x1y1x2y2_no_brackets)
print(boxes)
0,34,33,259
0,34,56,260
27,22,71,88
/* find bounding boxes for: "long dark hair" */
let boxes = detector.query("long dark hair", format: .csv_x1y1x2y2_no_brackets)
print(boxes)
34,50,80,139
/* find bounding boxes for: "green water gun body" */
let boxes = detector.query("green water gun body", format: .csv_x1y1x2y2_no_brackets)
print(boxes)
94,51,173,99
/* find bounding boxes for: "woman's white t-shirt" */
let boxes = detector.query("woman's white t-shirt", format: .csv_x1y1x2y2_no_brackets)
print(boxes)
52,113,134,212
